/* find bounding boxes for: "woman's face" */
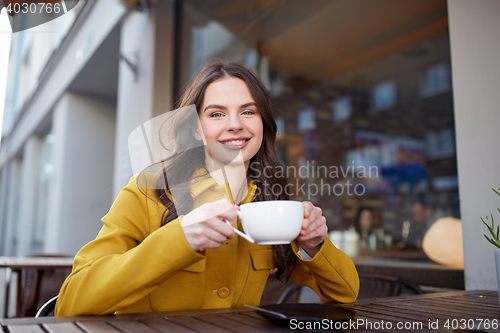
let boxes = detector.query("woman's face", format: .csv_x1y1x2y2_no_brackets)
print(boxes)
198,77,264,169
359,210,374,230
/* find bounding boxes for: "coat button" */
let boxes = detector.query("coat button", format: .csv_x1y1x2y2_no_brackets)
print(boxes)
217,287,230,298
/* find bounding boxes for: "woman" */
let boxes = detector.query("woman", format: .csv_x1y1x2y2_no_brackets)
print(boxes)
355,206,375,250
55,60,359,316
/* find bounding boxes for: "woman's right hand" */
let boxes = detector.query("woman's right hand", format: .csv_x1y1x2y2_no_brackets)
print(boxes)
180,198,238,252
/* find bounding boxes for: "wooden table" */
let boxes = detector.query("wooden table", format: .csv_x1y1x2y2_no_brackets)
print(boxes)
1,290,498,332
0,256,74,318
353,255,464,290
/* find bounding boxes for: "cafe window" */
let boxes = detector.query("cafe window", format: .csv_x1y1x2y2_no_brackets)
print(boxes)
372,81,397,111
32,133,54,252
178,0,458,255
331,96,352,123
425,128,456,159
297,107,316,133
420,62,451,97
276,117,285,138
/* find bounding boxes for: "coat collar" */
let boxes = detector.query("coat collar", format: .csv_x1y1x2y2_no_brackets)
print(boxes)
190,168,257,204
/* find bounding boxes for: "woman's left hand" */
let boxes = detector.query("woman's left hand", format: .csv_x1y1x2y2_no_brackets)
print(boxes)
297,201,328,257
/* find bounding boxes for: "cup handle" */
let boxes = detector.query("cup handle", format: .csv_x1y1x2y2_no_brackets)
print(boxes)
224,212,255,243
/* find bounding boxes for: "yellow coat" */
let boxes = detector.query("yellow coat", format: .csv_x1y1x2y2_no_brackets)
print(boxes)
55,171,359,316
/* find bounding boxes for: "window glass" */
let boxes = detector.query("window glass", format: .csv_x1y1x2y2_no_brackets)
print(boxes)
420,62,451,97
179,0,457,253
372,81,397,111
332,96,352,123
32,133,54,252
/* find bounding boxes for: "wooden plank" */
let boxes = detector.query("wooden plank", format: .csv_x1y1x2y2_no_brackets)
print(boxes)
348,290,471,305
348,308,471,333
237,311,268,322
0,257,74,269
431,296,500,307
194,314,264,333
346,305,446,321
166,316,235,333
417,299,500,316
356,303,452,322
76,321,123,333
1,315,116,326
6,325,45,333
42,322,85,333
374,302,493,321
388,300,499,319
218,312,270,326
221,312,293,329
200,313,296,333
138,317,197,333
448,294,500,302
350,310,423,332
241,308,425,333
108,319,162,333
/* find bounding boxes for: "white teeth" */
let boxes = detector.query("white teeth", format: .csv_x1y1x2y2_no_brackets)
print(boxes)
221,140,246,146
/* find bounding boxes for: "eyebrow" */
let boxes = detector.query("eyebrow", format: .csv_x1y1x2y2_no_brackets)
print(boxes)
203,102,257,113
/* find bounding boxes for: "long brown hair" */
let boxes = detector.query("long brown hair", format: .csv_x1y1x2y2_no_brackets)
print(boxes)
154,59,295,281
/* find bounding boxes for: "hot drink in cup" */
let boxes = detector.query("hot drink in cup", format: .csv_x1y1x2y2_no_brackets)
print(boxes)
235,201,304,245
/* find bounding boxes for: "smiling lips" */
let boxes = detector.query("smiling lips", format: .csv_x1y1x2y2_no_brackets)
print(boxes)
219,138,250,149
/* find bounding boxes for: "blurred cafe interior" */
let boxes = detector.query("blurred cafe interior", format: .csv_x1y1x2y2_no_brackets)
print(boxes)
178,0,457,253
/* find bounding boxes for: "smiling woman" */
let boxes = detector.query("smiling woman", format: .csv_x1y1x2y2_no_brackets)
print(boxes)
197,78,263,169
54,59,359,316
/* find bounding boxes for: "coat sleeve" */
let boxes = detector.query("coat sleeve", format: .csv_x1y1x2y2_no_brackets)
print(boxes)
55,176,205,316
290,238,359,303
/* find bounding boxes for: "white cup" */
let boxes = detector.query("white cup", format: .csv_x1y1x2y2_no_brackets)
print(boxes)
233,201,304,244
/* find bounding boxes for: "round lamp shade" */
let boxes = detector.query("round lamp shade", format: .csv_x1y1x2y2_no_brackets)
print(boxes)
422,217,464,269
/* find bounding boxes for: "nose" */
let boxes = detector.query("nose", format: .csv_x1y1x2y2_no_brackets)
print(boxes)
226,114,243,132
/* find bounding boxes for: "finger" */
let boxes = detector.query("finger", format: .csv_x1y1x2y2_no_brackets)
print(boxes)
301,209,320,233
202,224,231,243
311,206,323,223
301,217,311,232
303,201,313,218
204,198,235,220
217,208,239,226
204,217,236,239
307,208,319,225
204,239,227,249
188,234,225,251
182,198,234,227
300,216,326,238
310,208,326,230
310,210,325,229
182,226,211,251
299,224,328,241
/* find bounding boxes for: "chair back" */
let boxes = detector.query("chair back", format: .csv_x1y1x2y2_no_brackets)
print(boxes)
17,254,72,317
35,295,58,318
272,272,424,304
358,272,423,299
